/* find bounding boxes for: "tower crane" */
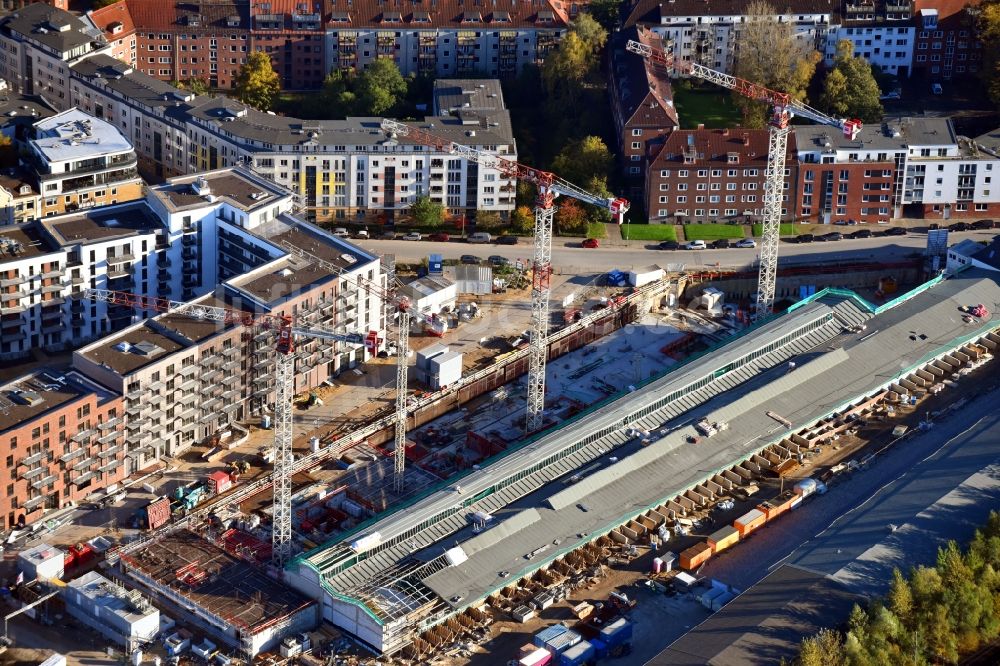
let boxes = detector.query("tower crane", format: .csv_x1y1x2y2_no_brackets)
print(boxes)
83,288,375,567
379,118,630,433
626,34,862,320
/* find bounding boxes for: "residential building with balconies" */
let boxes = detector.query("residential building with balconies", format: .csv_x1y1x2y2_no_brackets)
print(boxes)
27,108,143,217
0,367,124,531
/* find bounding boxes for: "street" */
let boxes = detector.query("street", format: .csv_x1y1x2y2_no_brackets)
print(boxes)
358,228,997,272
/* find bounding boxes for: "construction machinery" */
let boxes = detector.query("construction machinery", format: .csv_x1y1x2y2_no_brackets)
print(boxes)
83,288,373,567
379,118,630,433
626,34,862,320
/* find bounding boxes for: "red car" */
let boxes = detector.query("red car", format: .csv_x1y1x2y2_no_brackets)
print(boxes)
582,238,599,248
428,233,451,242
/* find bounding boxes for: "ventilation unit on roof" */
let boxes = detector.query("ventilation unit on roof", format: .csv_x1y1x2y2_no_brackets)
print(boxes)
192,176,210,196
340,253,354,263
10,390,42,406
114,342,132,353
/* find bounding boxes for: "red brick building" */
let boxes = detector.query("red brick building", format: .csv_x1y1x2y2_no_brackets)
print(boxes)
791,162,896,224
248,0,327,90
912,0,982,82
644,128,795,224
1,369,125,530
610,26,678,197
87,0,137,67
126,0,251,89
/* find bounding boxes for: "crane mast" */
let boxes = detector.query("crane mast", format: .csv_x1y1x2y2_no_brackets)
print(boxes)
379,119,628,433
626,35,861,320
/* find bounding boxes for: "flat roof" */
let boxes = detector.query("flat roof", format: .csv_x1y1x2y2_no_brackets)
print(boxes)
433,79,506,116
0,92,56,125
121,530,314,633
794,116,954,154
30,108,133,161
68,571,157,625
79,323,187,376
153,168,289,213
41,202,162,246
0,368,114,433
0,224,60,258
151,295,248,344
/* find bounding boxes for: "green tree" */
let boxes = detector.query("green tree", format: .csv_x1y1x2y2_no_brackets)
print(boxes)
555,199,588,235
820,40,884,122
475,210,504,231
357,59,408,116
887,568,914,623
587,0,622,34
977,1,1000,108
551,135,613,188
409,195,444,228
180,77,211,95
512,206,535,235
541,32,592,99
572,14,608,53
796,628,845,666
733,0,820,128
235,51,280,111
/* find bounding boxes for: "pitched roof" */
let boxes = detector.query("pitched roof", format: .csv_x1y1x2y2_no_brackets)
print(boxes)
611,27,679,131
125,0,250,32
0,2,102,54
649,128,785,166
88,0,136,39
625,0,836,28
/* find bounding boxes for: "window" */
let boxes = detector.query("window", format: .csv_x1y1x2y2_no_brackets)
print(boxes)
631,142,641,149
632,129,642,137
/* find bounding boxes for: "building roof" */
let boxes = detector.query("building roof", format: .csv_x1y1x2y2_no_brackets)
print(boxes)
151,295,247,345
30,108,134,162
0,3,104,55
0,223,60,259
0,368,115,434
433,79,506,116
78,323,188,376
0,92,56,128
152,168,290,214
40,201,162,246
88,0,136,40
794,116,954,155
67,571,158,625
125,0,250,32
645,565,861,666
611,27,679,132
650,128,777,167
402,275,456,300
625,0,835,27
0,168,39,198
71,54,195,111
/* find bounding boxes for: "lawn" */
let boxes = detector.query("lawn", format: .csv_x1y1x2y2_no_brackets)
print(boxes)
586,222,607,239
751,223,799,237
672,87,741,129
620,224,677,241
682,224,746,241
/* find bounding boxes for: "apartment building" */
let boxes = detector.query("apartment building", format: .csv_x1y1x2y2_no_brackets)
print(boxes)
824,0,915,78
249,0,326,89
72,168,384,471
624,0,831,74
86,0,137,67
0,171,39,224
0,368,125,530
644,128,795,224
609,27,678,194
0,2,111,101
912,0,981,82
26,108,143,217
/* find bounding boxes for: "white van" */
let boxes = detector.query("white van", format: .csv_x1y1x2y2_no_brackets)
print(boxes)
468,232,492,244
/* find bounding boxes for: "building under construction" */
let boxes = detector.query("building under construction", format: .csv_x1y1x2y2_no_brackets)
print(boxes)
284,269,1000,655
119,530,318,656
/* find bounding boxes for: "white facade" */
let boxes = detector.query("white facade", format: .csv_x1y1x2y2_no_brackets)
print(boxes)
64,571,160,647
17,542,65,581
824,24,915,76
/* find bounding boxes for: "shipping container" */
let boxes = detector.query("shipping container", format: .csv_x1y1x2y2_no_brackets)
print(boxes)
545,629,582,655
519,643,538,660
733,509,766,537
790,495,803,510
793,478,818,498
519,647,552,666
534,624,568,649
706,525,740,553
599,618,633,648
145,496,172,530
679,542,712,570
559,640,596,666
206,471,232,495
590,639,608,659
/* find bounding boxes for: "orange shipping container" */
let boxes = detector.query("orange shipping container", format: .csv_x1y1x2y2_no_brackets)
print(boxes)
757,500,788,522
775,491,797,513
679,542,712,570
733,508,766,537
706,525,740,553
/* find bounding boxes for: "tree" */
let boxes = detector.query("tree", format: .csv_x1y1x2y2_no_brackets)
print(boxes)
356,59,408,116
587,0,622,34
887,568,914,623
733,1,820,128
475,210,504,231
572,14,608,54
180,77,211,95
551,135,613,188
820,40,883,122
977,1,1000,108
555,199,588,235
512,206,535,235
797,629,845,666
0,134,16,169
409,196,444,228
541,32,592,99
235,51,280,111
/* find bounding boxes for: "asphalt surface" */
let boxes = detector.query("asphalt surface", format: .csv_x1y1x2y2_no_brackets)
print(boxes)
359,229,999,272
699,383,1000,596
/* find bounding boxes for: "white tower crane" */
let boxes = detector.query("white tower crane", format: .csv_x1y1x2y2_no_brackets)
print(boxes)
626,34,862,319
83,288,373,567
379,118,630,433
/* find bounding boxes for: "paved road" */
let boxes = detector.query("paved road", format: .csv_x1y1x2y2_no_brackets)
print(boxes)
359,229,998,272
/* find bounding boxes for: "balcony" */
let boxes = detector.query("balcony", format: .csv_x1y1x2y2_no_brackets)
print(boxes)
98,430,120,445
157,255,171,268
98,460,121,474
23,495,46,511
0,275,27,287
31,474,58,490
41,321,65,334
98,445,122,459
60,448,84,463
182,247,198,260
72,471,95,486
20,451,45,466
107,253,135,265
72,457,96,472
72,428,96,443
182,234,197,246
20,466,44,480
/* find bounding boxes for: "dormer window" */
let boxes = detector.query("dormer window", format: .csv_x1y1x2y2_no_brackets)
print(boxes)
491,11,511,23
461,12,482,23
727,152,739,164
412,11,431,23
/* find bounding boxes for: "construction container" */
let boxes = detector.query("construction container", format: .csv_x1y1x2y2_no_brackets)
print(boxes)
534,624,568,649
599,617,633,649
590,639,608,659
628,265,666,288
660,551,676,572
733,509,766,537
559,640,596,666
793,478,818,498
18,543,65,581
206,470,232,495
513,606,535,623
519,643,539,660
706,525,740,554
145,497,172,530
544,629,582,655
679,542,712,570
519,647,552,666
790,495,803,510
712,591,736,611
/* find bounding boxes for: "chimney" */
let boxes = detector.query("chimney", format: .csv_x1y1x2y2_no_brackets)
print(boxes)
722,128,729,136
742,134,750,146
697,123,705,130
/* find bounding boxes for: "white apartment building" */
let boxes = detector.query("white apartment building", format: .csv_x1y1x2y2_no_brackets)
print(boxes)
823,24,915,76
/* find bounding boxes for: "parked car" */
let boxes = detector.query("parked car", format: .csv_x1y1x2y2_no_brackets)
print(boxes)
498,235,519,245
657,240,679,250
467,232,492,244
734,238,757,248
711,238,730,249
354,229,369,239
972,219,996,230
488,255,510,266
879,89,901,101
684,240,707,250
818,232,843,242
582,238,599,248
402,232,422,241
380,231,397,240
332,227,349,237
931,83,943,95
460,254,481,264
948,222,970,232
797,234,815,244
884,226,907,236
847,229,873,239
428,232,451,242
